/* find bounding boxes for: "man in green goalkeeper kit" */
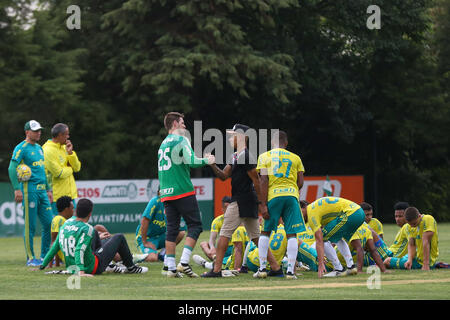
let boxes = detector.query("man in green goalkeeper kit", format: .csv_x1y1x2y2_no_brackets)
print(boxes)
40,198,147,275
158,112,215,278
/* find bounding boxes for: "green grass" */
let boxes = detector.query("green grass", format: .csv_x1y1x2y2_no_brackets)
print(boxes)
1,223,450,300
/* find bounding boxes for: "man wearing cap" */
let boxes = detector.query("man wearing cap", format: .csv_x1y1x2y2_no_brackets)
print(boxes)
42,123,81,214
202,124,283,277
8,120,53,266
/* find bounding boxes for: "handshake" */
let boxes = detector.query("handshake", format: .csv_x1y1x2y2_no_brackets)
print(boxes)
204,153,216,165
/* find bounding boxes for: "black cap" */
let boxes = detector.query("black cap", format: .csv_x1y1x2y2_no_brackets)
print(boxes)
226,124,250,134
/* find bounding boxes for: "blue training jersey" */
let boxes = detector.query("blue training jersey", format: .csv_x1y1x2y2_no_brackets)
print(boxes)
11,141,48,192
136,196,166,239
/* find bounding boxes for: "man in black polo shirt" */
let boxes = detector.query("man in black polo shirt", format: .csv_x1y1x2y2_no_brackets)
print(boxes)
202,124,282,277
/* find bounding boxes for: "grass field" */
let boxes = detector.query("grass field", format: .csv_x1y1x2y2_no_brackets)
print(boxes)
1,223,449,300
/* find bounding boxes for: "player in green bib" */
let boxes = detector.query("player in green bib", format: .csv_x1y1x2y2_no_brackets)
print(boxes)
158,112,214,278
41,199,147,275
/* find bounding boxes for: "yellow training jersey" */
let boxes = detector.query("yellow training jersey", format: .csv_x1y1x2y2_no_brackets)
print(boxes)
256,148,305,202
224,226,250,269
51,215,67,262
389,224,410,258
409,214,439,266
42,140,81,202
368,218,384,236
247,224,288,268
211,214,233,247
297,222,315,246
307,197,360,234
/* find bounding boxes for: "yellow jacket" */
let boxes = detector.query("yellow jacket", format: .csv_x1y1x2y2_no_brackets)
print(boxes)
42,140,81,202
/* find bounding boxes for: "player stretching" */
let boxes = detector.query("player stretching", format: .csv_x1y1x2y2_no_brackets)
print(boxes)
306,197,365,278
158,112,214,278
255,131,306,279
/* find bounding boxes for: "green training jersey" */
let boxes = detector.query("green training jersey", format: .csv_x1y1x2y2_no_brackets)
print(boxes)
158,134,208,202
42,219,96,274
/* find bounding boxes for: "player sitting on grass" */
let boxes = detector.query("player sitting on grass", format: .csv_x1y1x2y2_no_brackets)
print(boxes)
199,196,233,261
384,207,439,270
360,202,384,239
40,198,147,275
44,196,74,268
388,201,411,259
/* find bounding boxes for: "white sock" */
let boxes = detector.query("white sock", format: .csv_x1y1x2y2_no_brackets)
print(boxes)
163,254,168,267
323,241,343,270
258,235,270,270
337,239,354,268
180,245,193,265
242,241,252,267
166,254,176,271
287,237,298,274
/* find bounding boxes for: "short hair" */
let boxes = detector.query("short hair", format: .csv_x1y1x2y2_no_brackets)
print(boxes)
299,200,309,208
51,123,68,138
164,112,184,131
222,196,232,204
394,202,410,211
404,207,420,222
76,198,93,218
360,202,373,211
272,130,288,146
56,196,72,213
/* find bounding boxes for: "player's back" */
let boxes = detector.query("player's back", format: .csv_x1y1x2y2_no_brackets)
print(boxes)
257,148,304,202
58,219,95,271
307,197,360,228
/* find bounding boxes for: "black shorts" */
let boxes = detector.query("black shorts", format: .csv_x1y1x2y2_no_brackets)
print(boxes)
163,195,203,242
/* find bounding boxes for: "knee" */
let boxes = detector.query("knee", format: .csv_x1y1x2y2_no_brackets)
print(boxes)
187,223,202,241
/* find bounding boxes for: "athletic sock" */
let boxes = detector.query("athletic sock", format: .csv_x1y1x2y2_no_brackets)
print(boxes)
286,237,298,274
242,241,252,267
180,245,193,265
258,235,270,270
163,254,168,268
323,241,343,270
337,239,354,268
166,254,176,271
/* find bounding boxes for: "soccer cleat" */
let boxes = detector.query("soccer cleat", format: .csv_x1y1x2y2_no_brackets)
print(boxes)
125,264,148,274
221,270,237,277
132,253,149,264
346,265,358,276
435,262,450,269
297,262,310,272
26,258,43,267
193,254,207,268
268,268,284,278
161,265,169,275
201,270,222,278
323,268,347,278
239,265,249,274
286,271,298,279
253,268,268,278
167,270,184,278
177,263,199,278
105,263,126,273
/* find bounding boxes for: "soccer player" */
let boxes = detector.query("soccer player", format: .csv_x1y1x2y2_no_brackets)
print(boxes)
360,202,384,239
255,130,306,279
135,191,186,272
40,199,147,275
199,196,233,261
158,112,215,278
306,196,365,278
47,196,74,267
8,120,53,266
246,224,287,277
388,201,410,259
202,124,281,278
384,207,439,270
336,222,389,274
43,123,81,215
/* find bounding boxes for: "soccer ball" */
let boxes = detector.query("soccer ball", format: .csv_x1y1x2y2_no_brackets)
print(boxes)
16,164,32,182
